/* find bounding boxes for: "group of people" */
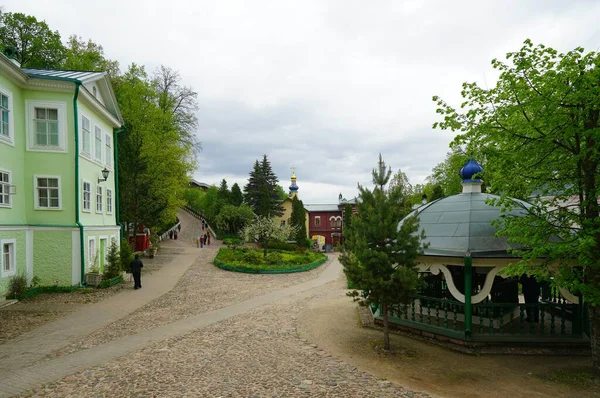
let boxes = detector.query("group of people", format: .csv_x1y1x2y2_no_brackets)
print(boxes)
168,225,180,240
197,217,211,248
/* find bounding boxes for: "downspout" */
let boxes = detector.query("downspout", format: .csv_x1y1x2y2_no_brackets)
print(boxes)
113,126,126,242
73,81,86,286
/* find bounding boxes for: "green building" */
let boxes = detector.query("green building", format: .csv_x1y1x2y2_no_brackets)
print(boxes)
0,49,124,296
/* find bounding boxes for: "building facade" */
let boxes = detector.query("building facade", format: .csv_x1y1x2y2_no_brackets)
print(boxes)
0,50,124,295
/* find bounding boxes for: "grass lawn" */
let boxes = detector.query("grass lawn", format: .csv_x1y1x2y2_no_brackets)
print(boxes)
214,247,327,273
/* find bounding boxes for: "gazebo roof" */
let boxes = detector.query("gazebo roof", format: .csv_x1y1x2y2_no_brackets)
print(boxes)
407,192,531,259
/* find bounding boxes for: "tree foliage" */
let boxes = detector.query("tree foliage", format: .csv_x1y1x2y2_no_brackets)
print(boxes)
62,35,120,76
244,155,284,217
216,204,255,236
114,64,196,234
428,145,469,197
0,11,65,68
241,216,297,258
290,196,308,245
433,39,600,375
341,154,426,350
230,183,243,206
343,204,353,240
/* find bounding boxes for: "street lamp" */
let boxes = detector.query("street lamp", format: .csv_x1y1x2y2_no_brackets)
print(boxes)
98,167,110,183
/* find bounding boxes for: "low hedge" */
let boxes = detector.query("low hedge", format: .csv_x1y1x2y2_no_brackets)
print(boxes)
214,248,327,274
17,285,80,300
98,275,124,289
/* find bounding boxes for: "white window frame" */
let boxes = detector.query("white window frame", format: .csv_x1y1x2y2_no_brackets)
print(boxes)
34,175,62,210
0,239,16,278
26,101,68,153
94,125,103,163
87,237,97,269
82,180,92,212
81,113,92,157
105,132,112,168
96,185,103,213
106,189,113,214
0,86,14,146
0,168,11,208
315,216,321,228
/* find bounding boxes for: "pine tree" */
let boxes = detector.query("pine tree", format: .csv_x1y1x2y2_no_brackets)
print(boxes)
104,239,121,279
342,204,353,240
341,154,426,351
218,179,230,203
230,183,243,206
290,196,308,246
244,155,284,217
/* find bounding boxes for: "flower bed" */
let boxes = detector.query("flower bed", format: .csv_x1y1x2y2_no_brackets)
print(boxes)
214,248,327,274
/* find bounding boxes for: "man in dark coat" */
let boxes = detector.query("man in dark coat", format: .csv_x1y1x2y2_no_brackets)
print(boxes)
130,254,144,289
520,274,540,322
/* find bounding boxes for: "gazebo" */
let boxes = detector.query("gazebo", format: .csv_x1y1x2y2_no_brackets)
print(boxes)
373,160,589,345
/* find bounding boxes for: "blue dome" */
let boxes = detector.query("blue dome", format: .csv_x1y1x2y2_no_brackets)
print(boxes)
459,159,484,182
289,182,298,192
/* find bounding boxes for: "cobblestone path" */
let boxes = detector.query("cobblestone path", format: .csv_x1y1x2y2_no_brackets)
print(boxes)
0,210,429,398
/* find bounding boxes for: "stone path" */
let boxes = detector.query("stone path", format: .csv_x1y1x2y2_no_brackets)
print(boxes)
0,209,427,397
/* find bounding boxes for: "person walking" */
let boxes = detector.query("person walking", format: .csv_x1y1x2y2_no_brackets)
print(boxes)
130,254,144,290
200,234,205,248
207,231,211,245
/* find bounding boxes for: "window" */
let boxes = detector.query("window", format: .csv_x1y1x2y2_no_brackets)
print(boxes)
81,115,91,155
280,220,286,227
27,101,67,152
88,238,96,267
0,170,10,207
0,88,13,145
1,240,16,278
107,189,113,214
94,126,103,161
315,216,321,227
96,185,103,212
83,181,91,212
105,133,112,167
35,176,60,209
34,108,59,146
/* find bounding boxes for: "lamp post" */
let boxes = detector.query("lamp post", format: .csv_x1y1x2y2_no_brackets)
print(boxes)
98,167,110,184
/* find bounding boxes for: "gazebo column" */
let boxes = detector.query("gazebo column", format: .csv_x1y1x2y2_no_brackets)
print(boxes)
464,253,473,339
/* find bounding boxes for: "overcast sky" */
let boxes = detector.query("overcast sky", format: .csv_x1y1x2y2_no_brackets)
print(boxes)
5,0,600,203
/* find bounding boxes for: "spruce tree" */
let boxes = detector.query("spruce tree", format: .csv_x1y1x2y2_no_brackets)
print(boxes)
290,196,308,246
342,204,353,240
243,155,284,217
230,183,243,206
341,154,426,351
218,179,230,203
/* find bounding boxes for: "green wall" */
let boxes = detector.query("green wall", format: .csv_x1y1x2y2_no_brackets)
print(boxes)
33,230,72,286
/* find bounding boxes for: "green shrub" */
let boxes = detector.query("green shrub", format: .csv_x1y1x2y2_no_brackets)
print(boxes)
243,250,263,265
267,241,298,251
223,238,242,249
265,251,283,265
7,273,28,298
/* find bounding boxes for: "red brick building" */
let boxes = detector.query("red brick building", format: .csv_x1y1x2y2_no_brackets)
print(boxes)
305,197,358,247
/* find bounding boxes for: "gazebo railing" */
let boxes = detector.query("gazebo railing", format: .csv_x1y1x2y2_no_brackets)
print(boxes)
375,295,588,342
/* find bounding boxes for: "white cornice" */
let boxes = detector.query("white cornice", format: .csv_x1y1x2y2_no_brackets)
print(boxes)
0,58,28,85
79,89,121,127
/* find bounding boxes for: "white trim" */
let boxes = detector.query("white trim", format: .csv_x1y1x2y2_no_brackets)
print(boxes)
558,287,580,304
26,230,33,283
104,132,113,169
0,238,16,278
0,167,12,208
33,175,62,210
0,85,15,147
25,100,68,153
82,180,92,212
83,226,121,231
87,236,97,271
72,230,80,285
99,235,108,272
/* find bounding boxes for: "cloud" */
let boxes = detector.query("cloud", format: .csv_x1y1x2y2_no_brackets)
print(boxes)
6,0,600,202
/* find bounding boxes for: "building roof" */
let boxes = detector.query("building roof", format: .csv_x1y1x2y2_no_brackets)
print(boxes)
21,68,106,83
403,192,531,258
304,204,341,212
190,179,210,189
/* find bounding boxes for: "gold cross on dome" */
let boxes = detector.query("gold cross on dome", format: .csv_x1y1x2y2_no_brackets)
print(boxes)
290,165,296,173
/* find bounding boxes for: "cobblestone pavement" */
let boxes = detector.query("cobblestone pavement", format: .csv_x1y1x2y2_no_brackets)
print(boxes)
20,280,430,398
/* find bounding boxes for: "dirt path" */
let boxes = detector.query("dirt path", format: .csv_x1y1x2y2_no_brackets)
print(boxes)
298,292,598,398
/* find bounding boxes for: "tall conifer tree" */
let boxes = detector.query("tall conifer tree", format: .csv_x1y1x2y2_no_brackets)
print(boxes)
341,154,426,351
244,155,284,217
290,196,307,245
